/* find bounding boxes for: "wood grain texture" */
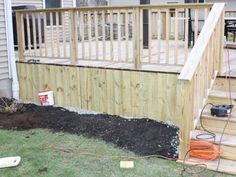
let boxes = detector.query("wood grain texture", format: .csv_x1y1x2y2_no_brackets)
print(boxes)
16,62,179,125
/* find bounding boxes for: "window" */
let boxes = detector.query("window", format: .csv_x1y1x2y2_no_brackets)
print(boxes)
45,0,62,25
45,0,62,8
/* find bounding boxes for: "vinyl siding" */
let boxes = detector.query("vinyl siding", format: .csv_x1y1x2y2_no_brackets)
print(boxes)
12,0,43,9
206,0,236,11
0,0,9,80
109,0,184,6
63,0,74,7
12,0,74,9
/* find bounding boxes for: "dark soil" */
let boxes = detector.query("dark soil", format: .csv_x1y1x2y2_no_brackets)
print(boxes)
0,98,179,158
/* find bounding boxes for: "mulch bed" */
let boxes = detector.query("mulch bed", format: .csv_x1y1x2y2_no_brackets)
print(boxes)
0,97,179,158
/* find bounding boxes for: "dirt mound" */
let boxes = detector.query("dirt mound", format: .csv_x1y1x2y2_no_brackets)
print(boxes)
0,100,179,158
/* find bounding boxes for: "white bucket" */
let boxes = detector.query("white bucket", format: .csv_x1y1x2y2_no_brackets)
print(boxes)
38,90,54,106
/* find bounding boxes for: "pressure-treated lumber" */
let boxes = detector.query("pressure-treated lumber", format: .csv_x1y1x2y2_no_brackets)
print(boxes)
16,62,179,125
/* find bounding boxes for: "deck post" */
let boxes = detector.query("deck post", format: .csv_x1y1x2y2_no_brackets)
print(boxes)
134,7,140,69
176,80,194,160
69,9,77,65
16,12,25,61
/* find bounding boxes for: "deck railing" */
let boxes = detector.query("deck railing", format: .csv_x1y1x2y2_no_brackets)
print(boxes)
16,4,212,69
177,3,225,159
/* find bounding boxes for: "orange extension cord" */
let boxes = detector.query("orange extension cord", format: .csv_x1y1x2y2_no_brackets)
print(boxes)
189,140,221,161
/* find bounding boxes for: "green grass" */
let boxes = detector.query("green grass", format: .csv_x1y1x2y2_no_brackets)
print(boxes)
0,129,234,177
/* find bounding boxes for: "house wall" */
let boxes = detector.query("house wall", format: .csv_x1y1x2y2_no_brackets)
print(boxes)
109,0,184,6
12,0,43,8
0,0,11,97
206,0,236,11
12,0,75,9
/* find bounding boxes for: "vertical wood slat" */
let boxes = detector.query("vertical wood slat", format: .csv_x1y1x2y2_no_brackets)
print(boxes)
70,10,78,64
132,9,136,64
218,12,224,75
139,9,143,64
94,11,99,59
102,11,106,60
56,12,60,57
184,9,189,63
148,9,152,63
43,13,48,57
125,10,129,62
26,13,31,55
165,9,170,64
37,13,42,56
110,10,114,61
174,9,179,64
50,12,54,57
134,7,140,69
88,11,92,59
117,10,121,61
80,12,85,59
16,12,25,61
157,9,161,63
194,9,199,45
32,13,37,56
62,12,67,58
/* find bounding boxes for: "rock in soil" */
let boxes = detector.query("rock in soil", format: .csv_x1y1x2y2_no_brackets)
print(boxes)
0,98,179,158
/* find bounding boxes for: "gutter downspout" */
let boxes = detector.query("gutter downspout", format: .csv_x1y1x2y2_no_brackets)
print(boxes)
4,0,19,99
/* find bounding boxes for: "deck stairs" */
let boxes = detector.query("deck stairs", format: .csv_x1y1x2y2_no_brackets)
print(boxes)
185,77,236,175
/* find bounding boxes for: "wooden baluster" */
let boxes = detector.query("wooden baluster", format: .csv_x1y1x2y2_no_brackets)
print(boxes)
43,13,48,57
32,13,37,56
50,12,54,57
95,11,99,60
88,11,92,59
132,9,136,64
148,9,152,63
184,8,189,63
102,11,106,60
166,9,169,64
56,12,60,57
26,13,32,55
80,12,85,59
110,10,114,61
174,9,179,65
125,10,129,62
38,13,42,57
157,9,161,63
139,9,143,64
62,12,67,58
117,10,121,61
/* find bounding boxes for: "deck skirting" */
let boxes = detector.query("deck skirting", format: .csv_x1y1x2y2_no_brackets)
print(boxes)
16,62,179,125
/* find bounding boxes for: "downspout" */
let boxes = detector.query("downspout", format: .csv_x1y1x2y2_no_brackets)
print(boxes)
4,0,19,99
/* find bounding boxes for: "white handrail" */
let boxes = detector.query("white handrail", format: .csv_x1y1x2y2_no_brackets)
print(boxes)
178,3,225,81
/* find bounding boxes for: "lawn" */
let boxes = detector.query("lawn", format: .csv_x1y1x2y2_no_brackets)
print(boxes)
0,129,234,177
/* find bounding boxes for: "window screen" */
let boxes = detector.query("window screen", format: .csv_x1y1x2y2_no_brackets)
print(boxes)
45,0,61,8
